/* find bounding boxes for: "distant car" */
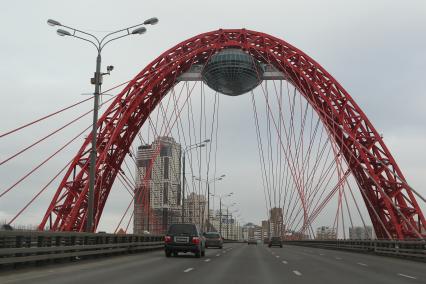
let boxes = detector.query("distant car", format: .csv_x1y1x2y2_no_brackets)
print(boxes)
164,223,206,258
247,238,257,245
204,232,223,249
268,236,283,248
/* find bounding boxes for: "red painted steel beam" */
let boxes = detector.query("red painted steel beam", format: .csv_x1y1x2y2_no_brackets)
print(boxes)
39,29,425,239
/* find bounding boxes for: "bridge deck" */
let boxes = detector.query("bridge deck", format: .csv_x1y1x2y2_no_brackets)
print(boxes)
0,243,424,284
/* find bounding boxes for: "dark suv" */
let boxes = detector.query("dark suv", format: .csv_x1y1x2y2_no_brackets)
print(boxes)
164,224,206,258
268,236,283,248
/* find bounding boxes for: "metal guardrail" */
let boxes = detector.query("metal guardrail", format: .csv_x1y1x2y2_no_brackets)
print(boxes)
0,231,164,265
284,239,426,261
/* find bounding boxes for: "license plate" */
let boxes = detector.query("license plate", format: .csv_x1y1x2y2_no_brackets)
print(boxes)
175,236,189,243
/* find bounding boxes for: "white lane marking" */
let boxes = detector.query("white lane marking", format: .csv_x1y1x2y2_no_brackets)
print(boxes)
205,258,211,262
397,273,417,280
216,254,221,257
293,270,302,276
319,253,325,256
335,257,343,260
282,260,288,264
275,255,280,258
357,262,368,267
184,268,194,273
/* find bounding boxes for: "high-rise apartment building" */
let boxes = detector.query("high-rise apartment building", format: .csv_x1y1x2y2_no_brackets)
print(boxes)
269,207,284,238
134,136,181,234
183,192,207,230
261,220,270,241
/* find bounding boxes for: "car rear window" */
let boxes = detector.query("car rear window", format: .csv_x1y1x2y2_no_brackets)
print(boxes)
205,233,220,238
167,224,197,235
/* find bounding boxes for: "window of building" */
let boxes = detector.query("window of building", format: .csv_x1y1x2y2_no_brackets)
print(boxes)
177,185,181,205
160,145,172,157
163,157,169,179
163,182,168,204
138,159,153,178
138,159,151,168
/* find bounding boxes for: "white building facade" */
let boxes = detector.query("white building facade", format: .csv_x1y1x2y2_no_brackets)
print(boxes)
134,136,181,234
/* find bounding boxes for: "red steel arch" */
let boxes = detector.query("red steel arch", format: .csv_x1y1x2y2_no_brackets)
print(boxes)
39,29,425,239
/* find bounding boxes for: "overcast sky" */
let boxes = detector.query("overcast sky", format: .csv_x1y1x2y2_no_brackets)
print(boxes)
0,0,425,234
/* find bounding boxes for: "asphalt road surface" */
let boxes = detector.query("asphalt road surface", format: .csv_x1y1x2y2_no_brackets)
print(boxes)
0,243,425,284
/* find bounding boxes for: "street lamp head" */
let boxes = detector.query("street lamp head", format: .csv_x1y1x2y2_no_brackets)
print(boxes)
220,174,226,178
131,26,147,35
56,29,71,37
143,17,159,25
199,144,206,148
47,19,61,27
203,139,211,143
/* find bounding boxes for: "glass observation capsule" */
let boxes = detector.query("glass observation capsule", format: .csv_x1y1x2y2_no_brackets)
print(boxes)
202,48,263,96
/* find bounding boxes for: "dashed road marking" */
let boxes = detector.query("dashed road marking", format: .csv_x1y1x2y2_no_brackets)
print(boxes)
397,273,417,280
205,258,211,262
282,260,288,264
184,268,194,273
275,255,280,258
293,270,302,276
319,253,325,256
216,254,221,257
335,257,343,260
357,262,368,267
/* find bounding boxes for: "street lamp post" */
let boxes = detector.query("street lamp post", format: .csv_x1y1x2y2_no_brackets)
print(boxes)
194,174,225,231
211,193,233,238
226,208,233,239
181,140,210,223
219,197,223,236
228,209,239,240
226,203,237,239
47,17,159,232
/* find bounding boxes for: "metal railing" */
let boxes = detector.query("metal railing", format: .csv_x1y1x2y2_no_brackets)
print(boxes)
284,239,426,261
0,231,163,265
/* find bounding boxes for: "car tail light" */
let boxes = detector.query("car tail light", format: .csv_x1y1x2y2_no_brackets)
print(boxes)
192,237,200,245
165,236,172,243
